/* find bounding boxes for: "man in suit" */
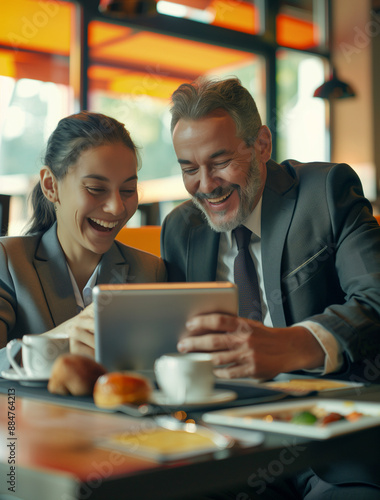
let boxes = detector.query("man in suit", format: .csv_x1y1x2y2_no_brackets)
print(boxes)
161,77,380,499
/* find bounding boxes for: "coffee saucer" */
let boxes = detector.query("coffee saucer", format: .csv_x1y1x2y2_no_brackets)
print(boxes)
1,368,49,386
151,389,237,407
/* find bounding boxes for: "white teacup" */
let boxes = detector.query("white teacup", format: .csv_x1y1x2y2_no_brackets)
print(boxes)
154,353,215,403
6,333,70,378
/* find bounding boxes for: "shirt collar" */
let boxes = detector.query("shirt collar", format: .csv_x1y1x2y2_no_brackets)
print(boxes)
66,262,99,310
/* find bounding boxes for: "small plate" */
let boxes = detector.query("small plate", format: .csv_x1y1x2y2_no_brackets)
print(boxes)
260,377,364,395
100,418,237,462
203,399,380,439
1,368,49,385
151,389,237,407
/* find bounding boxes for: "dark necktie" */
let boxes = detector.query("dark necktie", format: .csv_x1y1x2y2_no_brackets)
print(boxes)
233,225,262,321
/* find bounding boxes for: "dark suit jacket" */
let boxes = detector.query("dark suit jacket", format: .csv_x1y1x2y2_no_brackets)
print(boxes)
0,223,166,370
161,159,380,381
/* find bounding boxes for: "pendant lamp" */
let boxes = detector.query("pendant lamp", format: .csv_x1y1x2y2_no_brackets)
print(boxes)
313,68,356,99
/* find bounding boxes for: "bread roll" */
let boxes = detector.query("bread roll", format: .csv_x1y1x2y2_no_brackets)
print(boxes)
48,354,106,396
93,371,152,407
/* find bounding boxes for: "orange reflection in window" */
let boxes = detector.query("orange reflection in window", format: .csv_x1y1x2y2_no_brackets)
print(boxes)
88,65,128,91
89,22,254,79
211,0,259,34
0,48,69,84
160,0,259,34
89,65,186,99
0,51,16,78
0,0,72,55
109,73,188,99
277,14,318,49
88,22,133,48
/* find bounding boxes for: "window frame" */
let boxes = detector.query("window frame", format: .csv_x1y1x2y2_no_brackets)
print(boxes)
71,0,331,163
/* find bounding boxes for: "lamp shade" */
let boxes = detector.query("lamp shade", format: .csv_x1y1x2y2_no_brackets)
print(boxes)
313,70,356,99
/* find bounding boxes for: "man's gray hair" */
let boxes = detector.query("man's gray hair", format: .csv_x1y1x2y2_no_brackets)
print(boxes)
170,77,262,146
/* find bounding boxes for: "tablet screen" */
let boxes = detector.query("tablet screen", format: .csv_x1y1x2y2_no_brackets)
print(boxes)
94,282,238,371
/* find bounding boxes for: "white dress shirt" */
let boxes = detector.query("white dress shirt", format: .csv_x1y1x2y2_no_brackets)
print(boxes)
215,198,343,375
66,263,99,311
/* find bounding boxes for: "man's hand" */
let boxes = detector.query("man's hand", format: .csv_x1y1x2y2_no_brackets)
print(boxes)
46,303,95,358
177,314,325,380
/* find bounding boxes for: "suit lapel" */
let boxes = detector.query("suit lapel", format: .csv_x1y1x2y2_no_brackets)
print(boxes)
188,223,220,281
261,160,297,327
34,224,78,327
34,227,130,327
97,243,130,284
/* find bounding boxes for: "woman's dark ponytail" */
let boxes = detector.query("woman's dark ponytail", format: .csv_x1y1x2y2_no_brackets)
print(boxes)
27,182,56,235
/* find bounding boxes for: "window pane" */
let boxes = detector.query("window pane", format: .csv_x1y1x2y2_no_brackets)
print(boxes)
157,0,262,35
276,50,328,163
0,0,74,234
0,0,71,55
88,22,266,202
276,0,327,49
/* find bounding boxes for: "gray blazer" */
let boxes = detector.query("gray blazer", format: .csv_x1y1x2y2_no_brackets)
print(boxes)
0,223,166,368
161,160,380,380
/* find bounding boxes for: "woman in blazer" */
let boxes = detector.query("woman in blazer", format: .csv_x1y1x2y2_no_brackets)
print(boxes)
0,111,166,371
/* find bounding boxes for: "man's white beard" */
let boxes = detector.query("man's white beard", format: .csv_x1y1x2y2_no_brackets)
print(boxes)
192,156,262,233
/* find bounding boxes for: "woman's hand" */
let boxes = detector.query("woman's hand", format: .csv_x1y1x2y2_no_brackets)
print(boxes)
46,303,96,358
177,314,325,380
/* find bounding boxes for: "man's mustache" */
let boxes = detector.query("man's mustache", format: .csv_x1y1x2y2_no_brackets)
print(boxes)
194,185,239,201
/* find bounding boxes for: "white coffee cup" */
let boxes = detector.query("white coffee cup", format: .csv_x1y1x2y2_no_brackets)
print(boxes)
154,353,215,403
6,333,70,378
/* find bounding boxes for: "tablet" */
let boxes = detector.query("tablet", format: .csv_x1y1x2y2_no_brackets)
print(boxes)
93,282,238,372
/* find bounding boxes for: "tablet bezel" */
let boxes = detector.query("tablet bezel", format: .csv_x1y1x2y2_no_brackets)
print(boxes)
93,282,238,371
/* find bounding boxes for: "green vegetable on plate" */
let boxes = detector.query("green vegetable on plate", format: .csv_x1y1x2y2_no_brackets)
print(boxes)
290,411,318,425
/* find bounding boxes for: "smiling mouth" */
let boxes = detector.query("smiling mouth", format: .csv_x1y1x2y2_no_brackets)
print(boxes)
88,218,119,232
206,189,233,205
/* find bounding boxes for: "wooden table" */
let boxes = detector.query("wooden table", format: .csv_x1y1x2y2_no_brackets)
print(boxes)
1,381,380,500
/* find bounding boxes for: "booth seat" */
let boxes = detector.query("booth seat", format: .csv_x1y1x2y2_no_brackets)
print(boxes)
115,217,380,257
115,225,161,257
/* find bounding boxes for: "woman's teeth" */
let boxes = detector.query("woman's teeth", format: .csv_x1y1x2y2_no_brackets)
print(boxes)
208,190,233,204
90,218,118,229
